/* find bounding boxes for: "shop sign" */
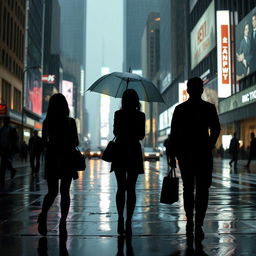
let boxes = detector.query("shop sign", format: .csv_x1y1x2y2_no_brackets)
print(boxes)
242,89,256,103
219,84,256,113
26,117,35,126
41,74,55,84
217,11,231,97
34,122,42,129
190,1,215,69
9,110,21,122
0,104,7,115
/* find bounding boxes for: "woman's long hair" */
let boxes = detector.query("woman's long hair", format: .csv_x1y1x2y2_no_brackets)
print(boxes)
45,93,69,130
121,89,140,111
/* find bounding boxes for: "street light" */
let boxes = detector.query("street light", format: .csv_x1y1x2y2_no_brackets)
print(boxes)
21,65,41,142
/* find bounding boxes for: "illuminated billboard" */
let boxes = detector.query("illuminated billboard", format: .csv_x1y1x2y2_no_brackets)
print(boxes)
236,7,256,81
178,81,188,103
61,80,74,116
217,11,231,98
25,69,42,116
190,1,215,69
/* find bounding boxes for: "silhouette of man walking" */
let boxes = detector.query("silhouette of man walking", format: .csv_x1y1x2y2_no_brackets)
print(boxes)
245,132,256,168
0,116,18,185
28,130,43,175
229,132,240,169
168,77,220,240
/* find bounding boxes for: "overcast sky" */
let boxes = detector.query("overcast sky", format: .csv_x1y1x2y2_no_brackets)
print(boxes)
85,0,123,146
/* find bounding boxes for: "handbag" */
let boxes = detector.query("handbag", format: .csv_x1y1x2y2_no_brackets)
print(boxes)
160,168,179,204
102,137,116,162
72,147,86,171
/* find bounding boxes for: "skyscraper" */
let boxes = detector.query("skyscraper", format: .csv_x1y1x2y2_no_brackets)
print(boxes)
43,0,61,114
59,0,87,140
0,0,25,132
123,0,159,72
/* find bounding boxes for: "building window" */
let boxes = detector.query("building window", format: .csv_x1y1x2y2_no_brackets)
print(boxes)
1,79,12,108
13,87,21,112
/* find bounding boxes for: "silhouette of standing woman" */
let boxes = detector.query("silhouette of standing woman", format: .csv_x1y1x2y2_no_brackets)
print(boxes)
111,89,145,235
169,77,220,241
37,93,79,236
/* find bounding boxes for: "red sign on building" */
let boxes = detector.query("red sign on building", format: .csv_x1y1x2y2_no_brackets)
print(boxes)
0,104,7,115
41,75,56,84
221,25,230,84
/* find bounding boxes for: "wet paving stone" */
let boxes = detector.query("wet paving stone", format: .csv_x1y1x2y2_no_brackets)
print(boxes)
0,158,256,255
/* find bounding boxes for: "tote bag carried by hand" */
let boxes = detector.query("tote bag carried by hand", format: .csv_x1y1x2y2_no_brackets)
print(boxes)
72,147,86,171
102,137,117,162
160,168,179,204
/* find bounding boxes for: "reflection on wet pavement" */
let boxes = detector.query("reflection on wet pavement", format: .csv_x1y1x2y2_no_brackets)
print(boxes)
0,158,256,255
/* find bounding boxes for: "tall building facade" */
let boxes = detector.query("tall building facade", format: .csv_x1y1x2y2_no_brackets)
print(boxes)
0,0,25,132
59,0,87,144
156,0,256,157
23,0,44,141
123,0,159,72
42,0,62,114
157,0,188,146
141,12,160,146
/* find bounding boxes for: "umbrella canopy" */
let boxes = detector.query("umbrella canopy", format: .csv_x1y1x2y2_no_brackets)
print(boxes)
87,72,164,103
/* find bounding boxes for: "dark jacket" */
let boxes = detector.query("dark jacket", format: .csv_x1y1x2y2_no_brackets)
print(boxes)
111,109,145,174
42,117,79,180
249,138,256,156
229,137,239,156
28,135,43,155
0,125,19,155
169,98,220,172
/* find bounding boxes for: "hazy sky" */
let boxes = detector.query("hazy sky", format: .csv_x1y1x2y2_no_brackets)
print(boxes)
85,0,123,146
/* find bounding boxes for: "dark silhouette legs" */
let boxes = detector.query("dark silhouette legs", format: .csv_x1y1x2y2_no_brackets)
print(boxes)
245,153,255,168
38,177,72,236
181,170,210,240
229,154,238,169
115,170,138,235
0,154,16,184
30,153,41,174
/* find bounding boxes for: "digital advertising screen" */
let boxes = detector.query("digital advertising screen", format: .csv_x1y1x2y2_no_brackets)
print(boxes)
190,1,215,69
25,69,42,116
236,7,256,81
61,80,74,116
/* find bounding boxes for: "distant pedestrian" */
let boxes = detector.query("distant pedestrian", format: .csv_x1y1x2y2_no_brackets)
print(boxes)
168,77,220,242
19,141,29,161
111,89,145,235
0,116,18,185
37,93,79,236
245,132,256,168
229,133,240,169
28,130,43,175
164,135,171,167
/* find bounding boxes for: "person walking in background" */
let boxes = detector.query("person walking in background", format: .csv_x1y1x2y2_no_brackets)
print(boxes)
111,89,145,236
0,116,18,185
168,77,220,242
245,132,256,168
229,132,240,169
19,141,29,161
164,135,171,167
28,130,43,175
37,93,79,236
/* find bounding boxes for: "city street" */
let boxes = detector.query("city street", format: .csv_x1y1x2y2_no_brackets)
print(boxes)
0,157,256,255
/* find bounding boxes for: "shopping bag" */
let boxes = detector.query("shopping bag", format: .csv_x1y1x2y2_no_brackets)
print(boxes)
102,137,117,162
160,168,179,204
72,147,86,171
